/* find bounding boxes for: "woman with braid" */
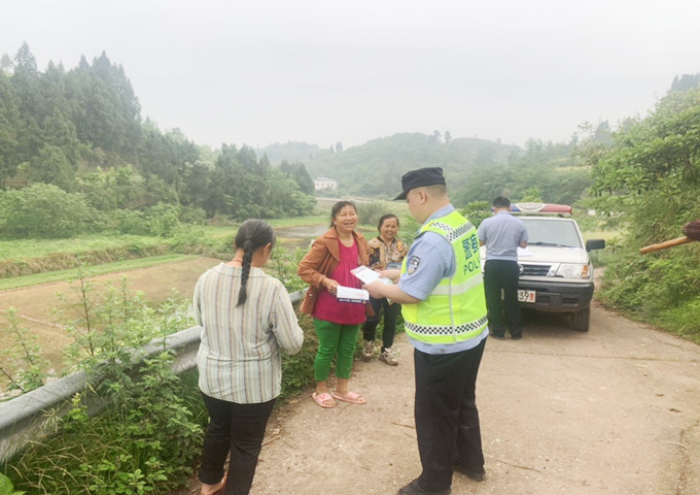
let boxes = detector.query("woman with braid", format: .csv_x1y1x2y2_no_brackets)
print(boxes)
194,219,304,495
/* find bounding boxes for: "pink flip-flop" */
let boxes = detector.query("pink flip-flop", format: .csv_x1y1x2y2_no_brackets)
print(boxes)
331,391,366,405
312,392,337,408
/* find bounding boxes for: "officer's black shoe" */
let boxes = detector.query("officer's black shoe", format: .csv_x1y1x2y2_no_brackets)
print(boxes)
398,479,451,495
453,464,486,482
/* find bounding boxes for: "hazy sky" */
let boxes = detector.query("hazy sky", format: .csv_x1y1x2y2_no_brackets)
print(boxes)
4,0,700,150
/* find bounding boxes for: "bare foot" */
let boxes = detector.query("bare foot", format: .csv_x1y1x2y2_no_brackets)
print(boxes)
200,474,227,495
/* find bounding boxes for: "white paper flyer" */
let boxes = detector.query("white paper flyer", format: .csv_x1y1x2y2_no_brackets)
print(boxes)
336,285,370,303
350,266,393,285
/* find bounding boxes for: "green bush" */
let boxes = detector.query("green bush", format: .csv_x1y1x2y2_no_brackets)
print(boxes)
179,205,207,225
598,248,700,341
280,313,317,398
107,209,149,235
355,201,391,228
8,357,203,495
0,184,93,238
462,201,491,229
6,276,201,494
146,203,181,237
103,203,181,237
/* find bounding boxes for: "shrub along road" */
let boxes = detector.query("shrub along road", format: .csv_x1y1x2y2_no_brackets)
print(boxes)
181,300,700,495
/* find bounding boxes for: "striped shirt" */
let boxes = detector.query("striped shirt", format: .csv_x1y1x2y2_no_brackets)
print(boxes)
194,263,304,404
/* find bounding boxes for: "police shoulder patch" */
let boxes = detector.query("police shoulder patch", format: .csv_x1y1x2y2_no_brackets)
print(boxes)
407,255,421,274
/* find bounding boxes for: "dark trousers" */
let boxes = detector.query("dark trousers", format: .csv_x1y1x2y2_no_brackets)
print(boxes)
484,259,521,337
414,339,486,491
199,394,276,495
362,296,401,351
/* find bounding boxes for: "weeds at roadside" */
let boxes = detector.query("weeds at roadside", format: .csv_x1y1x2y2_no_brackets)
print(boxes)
597,247,700,344
269,245,307,294
0,308,51,395
7,356,204,495
3,273,202,494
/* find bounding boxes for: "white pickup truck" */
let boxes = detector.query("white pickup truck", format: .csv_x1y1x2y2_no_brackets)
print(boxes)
481,203,605,332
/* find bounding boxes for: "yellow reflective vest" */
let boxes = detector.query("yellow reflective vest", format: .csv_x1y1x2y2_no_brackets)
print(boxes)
401,210,488,344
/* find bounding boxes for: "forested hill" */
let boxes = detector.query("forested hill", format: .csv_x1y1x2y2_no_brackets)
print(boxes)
256,133,522,198
252,141,331,164
0,43,316,237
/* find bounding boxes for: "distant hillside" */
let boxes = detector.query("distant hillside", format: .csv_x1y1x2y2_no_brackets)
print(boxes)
448,137,521,164
261,133,522,198
253,141,332,164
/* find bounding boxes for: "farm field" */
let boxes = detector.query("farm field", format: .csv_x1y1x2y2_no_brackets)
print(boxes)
0,216,338,393
0,257,221,389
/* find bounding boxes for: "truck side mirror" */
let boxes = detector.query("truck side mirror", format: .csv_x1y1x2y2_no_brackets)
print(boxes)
586,239,605,251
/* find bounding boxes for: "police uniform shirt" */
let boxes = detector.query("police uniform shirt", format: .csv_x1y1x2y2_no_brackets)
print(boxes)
399,205,489,355
477,210,528,261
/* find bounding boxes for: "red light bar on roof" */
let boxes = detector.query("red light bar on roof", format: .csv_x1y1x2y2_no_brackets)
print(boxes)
510,203,572,215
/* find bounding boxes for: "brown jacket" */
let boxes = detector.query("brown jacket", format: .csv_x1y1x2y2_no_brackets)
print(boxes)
298,228,370,315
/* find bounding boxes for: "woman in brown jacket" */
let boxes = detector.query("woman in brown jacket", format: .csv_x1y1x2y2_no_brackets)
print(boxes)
298,201,369,408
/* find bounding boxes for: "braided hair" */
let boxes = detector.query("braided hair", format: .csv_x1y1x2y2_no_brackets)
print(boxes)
235,219,276,306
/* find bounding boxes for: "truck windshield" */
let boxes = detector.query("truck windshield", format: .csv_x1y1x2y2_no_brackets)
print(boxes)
522,219,582,248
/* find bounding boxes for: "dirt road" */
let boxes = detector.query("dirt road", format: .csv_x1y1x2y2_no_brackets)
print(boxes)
221,301,700,495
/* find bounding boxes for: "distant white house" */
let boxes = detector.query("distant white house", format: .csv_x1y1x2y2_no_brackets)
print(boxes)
314,177,338,191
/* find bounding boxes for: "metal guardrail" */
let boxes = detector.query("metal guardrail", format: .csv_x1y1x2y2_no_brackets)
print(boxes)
0,289,304,463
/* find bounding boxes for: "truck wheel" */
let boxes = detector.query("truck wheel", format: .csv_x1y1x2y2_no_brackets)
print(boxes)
569,307,590,332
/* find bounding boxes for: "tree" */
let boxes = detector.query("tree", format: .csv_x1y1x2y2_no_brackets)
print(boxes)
578,86,700,329
474,147,497,169
444,131,451,144
0,43,318,224
0,54,13,74
670,74,700,93
10,43,43,167
584,86,700,242
67,52,142,155
0,72,20,187
280,161,314,195
262,168,315,217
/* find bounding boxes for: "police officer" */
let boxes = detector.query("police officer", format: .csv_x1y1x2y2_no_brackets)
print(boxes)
478,196,528,339
365,167,489,495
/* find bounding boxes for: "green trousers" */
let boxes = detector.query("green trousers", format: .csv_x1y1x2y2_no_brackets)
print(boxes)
313,318,359,381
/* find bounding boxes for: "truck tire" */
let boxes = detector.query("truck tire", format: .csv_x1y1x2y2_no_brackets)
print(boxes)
569,306,590,332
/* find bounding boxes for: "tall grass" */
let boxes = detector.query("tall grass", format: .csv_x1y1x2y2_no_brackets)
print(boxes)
0,234,169,261
0,225,235,279
0,254,197,291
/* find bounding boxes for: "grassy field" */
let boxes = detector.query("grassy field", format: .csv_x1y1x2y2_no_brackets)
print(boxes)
0,218,329,262
0,234,169,261
0,254,198,291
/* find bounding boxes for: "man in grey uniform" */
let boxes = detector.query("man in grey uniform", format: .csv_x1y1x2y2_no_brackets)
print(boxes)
477,196,528,339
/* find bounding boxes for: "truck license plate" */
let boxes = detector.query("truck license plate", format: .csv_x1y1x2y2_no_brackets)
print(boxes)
518,290,536,303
